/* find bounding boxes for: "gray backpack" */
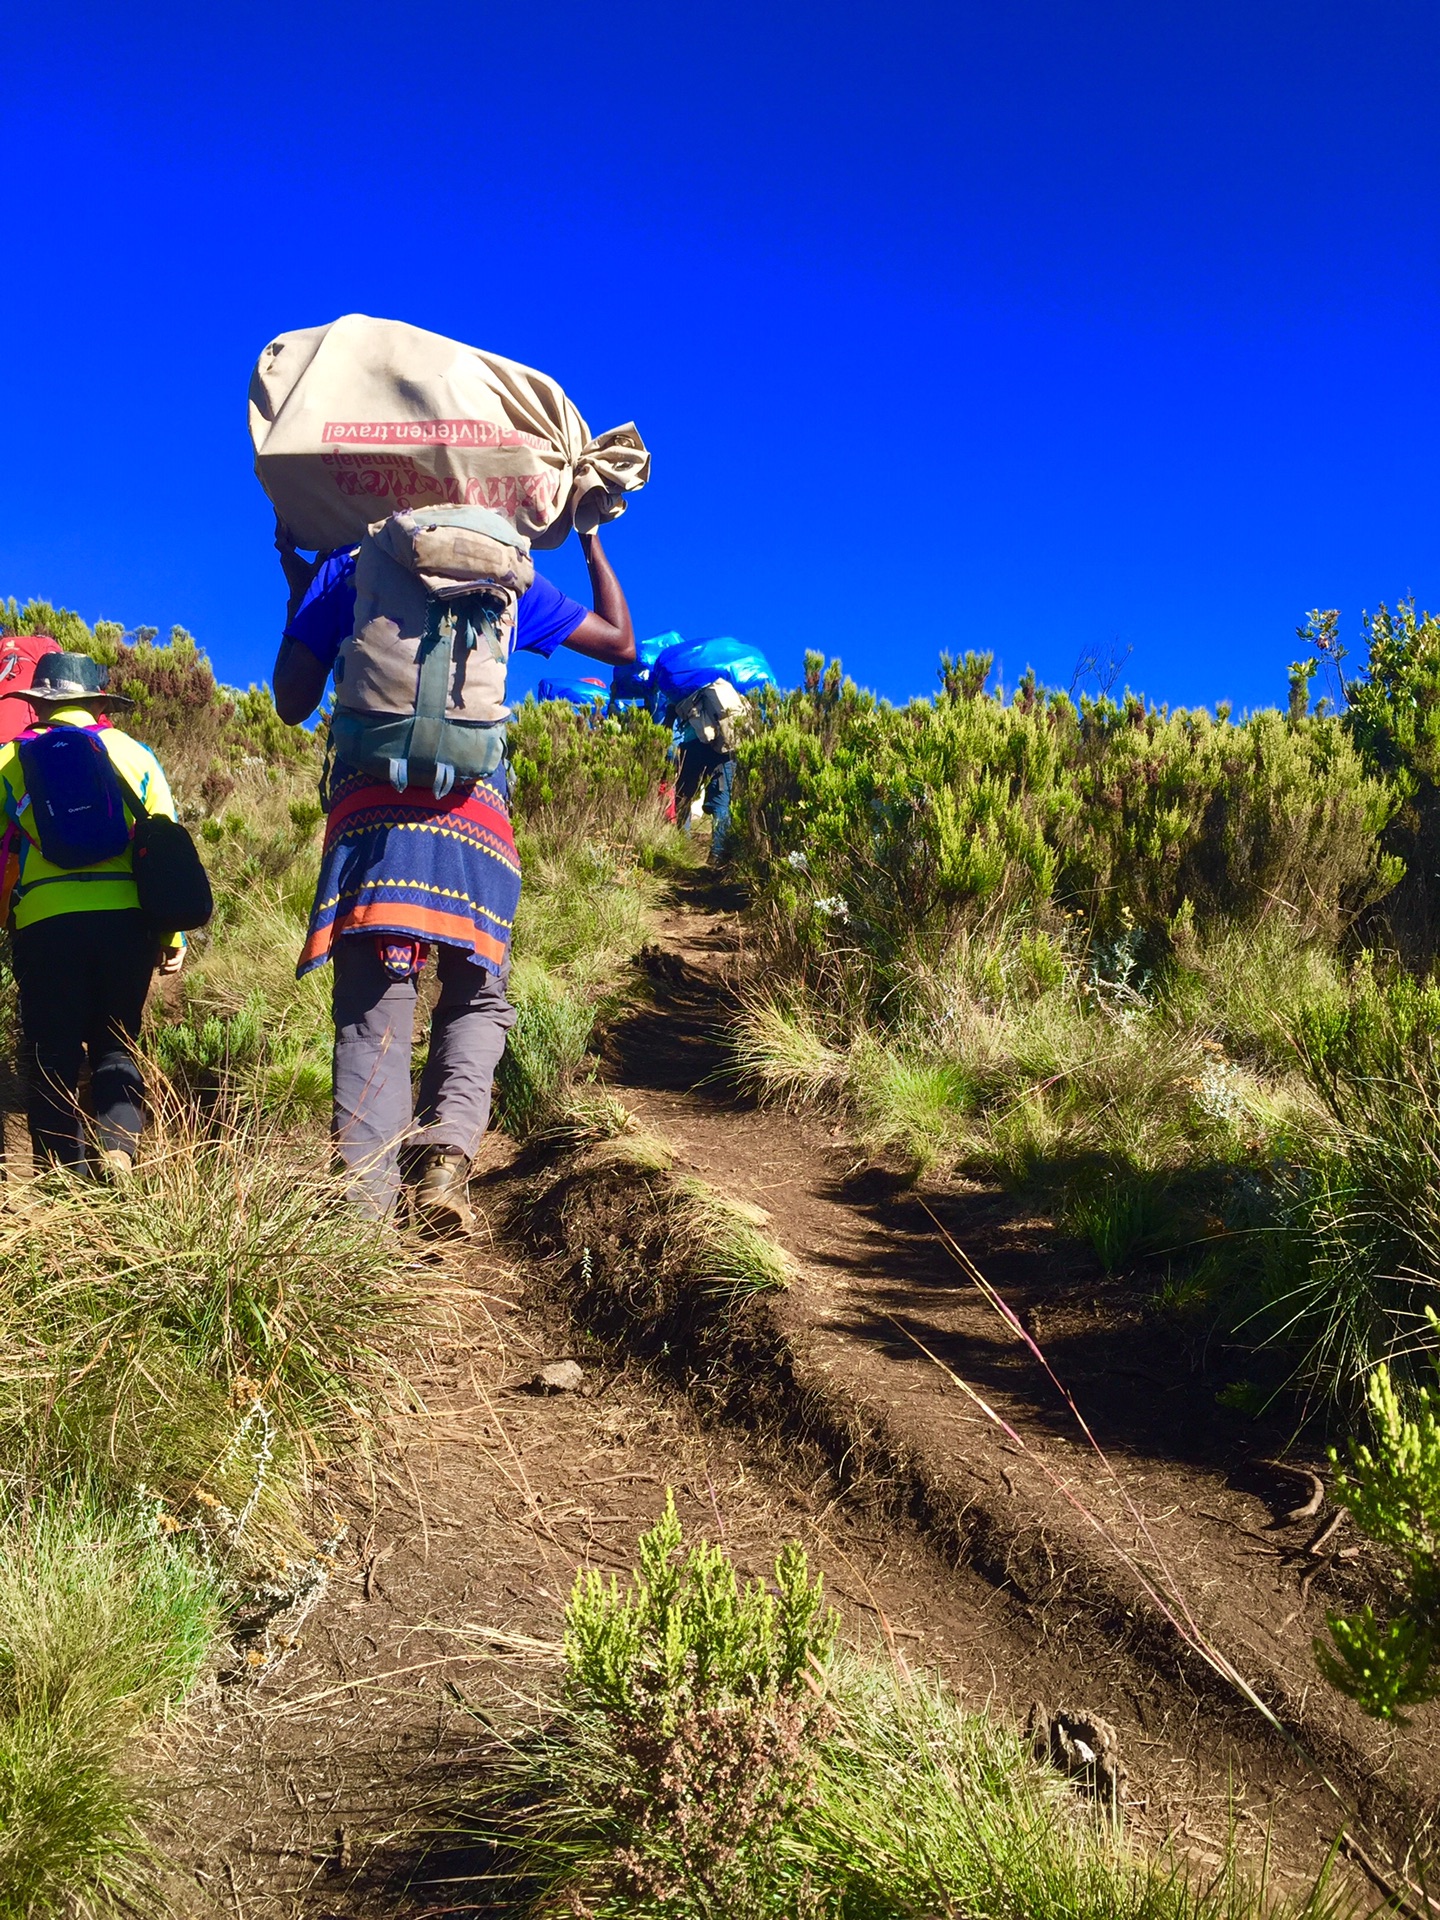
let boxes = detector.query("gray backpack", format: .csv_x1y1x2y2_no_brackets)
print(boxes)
672,677,749,755
329,506,535,796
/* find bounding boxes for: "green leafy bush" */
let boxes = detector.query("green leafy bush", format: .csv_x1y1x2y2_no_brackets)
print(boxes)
1318,1351,1440,1719
465,1500,1345,1919
731,659,1400,1000
1337,599,1440,960
508,698,671,843
0,598,317,807
566,1489,836,1720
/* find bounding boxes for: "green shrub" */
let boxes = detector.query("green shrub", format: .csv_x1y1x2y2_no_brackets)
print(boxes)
566,1490,836,1720
731,659,1400,1001
508,698,671,846
1338,599,1440,960
1318,1350,1440,1720
463,1500,1345,1919
0,600,318,805
478,1491,839,1914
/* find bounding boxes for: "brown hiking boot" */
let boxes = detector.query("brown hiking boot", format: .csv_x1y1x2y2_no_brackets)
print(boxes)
96,1148,135,1185
411,1149,473,1238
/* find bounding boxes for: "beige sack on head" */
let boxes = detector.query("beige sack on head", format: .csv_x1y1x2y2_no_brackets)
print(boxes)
249,314,650,553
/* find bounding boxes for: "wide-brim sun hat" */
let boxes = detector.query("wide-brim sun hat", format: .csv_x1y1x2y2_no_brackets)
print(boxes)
0,651,134,709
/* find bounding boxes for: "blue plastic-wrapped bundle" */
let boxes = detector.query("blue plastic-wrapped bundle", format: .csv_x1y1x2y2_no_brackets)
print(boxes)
537,677,608,707
611,629,679,704
653,637,777,701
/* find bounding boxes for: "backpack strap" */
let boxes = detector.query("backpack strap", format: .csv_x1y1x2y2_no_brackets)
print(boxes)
388,594,505,798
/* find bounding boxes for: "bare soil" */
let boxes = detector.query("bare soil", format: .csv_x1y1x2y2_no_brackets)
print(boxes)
151,1195,1072,1916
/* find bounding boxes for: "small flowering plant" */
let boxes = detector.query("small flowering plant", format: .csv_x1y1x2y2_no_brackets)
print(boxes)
562,1491,837,1909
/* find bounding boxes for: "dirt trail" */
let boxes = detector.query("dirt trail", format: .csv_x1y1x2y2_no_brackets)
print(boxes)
52,869,1439,1910
593,869,1440,1888
155,1163,1064,1916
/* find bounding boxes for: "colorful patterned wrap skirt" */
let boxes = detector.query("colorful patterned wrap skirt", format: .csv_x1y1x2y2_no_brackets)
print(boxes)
298,764,521,978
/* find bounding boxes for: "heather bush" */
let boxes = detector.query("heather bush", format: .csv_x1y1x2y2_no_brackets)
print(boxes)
731,658,1400,1000
508,696,672,847
1316,1353,1440,1720
0,597,317,811
1333,598,1440,960
464,1500,1347,1919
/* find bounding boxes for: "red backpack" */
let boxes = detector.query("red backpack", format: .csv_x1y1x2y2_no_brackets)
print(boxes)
0,633,62,747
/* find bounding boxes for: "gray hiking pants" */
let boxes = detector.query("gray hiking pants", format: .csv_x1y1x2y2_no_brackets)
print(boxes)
331,936,516,1215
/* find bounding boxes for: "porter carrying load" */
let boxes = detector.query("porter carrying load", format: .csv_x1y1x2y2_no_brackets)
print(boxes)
249,314,650,554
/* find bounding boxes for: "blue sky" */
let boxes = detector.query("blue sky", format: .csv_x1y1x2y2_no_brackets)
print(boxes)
2,2,1435,713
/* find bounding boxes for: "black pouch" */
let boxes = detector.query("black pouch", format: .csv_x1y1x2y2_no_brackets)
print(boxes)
118,779,214,932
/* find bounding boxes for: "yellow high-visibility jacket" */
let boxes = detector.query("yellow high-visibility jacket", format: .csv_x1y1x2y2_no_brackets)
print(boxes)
0,709,183,945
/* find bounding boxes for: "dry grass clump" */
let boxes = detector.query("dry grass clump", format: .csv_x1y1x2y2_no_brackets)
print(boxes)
668,1179,792,1303
730,991,848,1110
730,918,1322,1197
0,1089,410,1547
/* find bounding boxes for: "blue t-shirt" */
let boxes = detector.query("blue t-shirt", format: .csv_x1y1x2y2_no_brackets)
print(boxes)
284,549,588,670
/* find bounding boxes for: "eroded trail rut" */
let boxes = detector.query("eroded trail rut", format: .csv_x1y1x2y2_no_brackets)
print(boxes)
589,872,1440,1895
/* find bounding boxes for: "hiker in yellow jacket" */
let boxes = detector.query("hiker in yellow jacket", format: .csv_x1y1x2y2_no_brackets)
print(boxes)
0,653,183,1177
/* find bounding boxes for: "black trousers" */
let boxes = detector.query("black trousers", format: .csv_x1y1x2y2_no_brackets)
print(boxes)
675,738,732,814
11,909,156,1167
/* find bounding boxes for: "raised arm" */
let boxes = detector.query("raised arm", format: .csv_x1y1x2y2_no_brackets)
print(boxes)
561,530,636,665
271,522,341,725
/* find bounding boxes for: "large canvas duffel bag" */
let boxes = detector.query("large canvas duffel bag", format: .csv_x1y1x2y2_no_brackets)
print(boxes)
249,314,649,553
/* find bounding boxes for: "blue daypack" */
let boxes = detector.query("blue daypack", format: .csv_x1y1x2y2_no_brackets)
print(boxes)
537,677,608,707
17,725,131,869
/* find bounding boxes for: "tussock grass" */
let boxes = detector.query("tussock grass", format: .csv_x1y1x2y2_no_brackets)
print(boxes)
730,991,847,1109
1224,975,1440,1420
497,824,677,1141
792,1661,1351,1920
850,1042,979,1173
670,1179,791,1302
0,1494,221,1920
0,1089,408,1544
496,959,600,1140
159,787,331,1121
726,912,1321,1215
1067,1172,1181,1275
513,838,659,988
